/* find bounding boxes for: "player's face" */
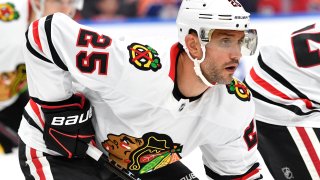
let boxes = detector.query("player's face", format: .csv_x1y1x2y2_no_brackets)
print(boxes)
201,29,244,84
43,0,77,17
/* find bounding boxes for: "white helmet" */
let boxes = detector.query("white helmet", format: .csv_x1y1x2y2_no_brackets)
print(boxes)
176,0,258,87
30,0,84,19
176,0,257,56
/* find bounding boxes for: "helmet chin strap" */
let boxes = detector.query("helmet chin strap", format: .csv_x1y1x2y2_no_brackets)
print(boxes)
184,45,217,87
30,0,45,19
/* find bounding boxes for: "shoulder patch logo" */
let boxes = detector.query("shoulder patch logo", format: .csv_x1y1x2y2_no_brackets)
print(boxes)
226,78,251,101
102,132,183,175
0,3,20,22
127,43,162,71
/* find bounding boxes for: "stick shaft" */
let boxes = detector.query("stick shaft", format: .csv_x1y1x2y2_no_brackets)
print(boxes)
0,121,19,146
86,144,140,180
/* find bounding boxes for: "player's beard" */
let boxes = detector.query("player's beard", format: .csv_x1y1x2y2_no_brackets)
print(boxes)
202,60,238,84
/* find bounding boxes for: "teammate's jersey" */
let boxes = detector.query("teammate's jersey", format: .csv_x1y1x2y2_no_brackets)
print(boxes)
245,23,320,127
19,13,261,178
0,0,29,108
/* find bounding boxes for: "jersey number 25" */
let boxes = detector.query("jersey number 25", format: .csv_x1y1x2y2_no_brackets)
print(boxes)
76,29,112,75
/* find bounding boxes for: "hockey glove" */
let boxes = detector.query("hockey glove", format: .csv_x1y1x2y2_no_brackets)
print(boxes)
41,94,95,158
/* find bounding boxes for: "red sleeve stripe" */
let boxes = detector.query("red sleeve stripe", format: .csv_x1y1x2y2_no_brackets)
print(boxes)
296,127,320,176
250,67,313,109
30,99,45,128
32,20,43,52
30,148,46,180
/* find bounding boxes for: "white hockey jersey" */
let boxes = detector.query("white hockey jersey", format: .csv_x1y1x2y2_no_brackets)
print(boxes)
19,13,261,179
0,0,29,108
245,23,320,128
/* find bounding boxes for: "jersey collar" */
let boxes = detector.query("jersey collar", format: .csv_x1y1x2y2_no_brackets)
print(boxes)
170,43,204,102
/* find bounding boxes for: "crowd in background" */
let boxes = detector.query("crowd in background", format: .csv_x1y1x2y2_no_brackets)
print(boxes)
75,0,182,21
74,0,320,21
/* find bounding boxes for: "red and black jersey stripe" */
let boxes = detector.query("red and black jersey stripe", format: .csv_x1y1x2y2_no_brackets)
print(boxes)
256,54,319,106
244,54,320,116
26,29,52,64
204,162,262,180
43,14,68,71
26,14,69,71
23,110,43,133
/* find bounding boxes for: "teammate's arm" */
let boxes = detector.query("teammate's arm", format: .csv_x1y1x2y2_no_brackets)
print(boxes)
23,13,121,157
25,12,125,102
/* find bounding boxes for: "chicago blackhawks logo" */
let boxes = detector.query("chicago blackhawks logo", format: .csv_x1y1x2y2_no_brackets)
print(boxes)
127,43,162,71
0,3,19,22
0,64,27,101
102,132,182,175
227,78,251,101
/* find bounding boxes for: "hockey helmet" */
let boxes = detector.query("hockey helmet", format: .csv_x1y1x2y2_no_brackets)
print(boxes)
30,0,84,19
176,0,258,56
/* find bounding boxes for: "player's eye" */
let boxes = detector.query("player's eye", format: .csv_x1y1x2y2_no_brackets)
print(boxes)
219,38,232,47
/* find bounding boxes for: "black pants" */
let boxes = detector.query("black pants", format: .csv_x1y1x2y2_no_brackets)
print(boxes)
257,121,320,180
19,139,198,180
19,139,120,180
0,90,29,153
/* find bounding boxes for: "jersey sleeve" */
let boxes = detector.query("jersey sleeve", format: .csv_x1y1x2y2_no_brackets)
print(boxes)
24,12,126,102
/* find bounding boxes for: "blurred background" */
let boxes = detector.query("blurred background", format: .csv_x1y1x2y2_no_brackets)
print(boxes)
73,0,320,21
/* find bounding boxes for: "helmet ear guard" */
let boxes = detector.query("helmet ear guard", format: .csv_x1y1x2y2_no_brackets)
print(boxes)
30,0,84,19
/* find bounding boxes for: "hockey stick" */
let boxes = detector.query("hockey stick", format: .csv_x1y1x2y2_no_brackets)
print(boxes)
0,121,19,146
86,143,141,180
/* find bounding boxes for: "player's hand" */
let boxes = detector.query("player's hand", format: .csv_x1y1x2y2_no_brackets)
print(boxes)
41,94,95,158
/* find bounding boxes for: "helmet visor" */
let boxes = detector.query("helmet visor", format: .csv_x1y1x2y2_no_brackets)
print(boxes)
200,28,258,56
241,29,258,56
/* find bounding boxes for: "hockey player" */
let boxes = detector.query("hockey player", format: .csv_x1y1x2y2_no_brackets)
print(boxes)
19,0,262,179
0,0,83,154
245,23,320,179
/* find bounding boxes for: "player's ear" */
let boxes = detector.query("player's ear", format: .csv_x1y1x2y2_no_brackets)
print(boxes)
185,32,202,59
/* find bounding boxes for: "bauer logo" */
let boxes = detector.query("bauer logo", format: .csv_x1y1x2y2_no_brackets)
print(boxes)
127,43,162,72
0,3,20,22
235,16,248,19
180,173,197,180
51,107,92,126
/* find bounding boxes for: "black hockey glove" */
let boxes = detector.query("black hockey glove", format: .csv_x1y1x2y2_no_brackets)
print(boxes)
41,94,95,158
